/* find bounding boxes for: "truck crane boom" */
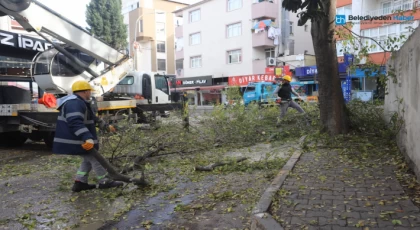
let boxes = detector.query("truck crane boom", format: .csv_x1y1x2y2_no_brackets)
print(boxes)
0,0,133,95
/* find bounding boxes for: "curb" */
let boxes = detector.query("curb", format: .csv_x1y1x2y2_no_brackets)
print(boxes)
251,135,307,230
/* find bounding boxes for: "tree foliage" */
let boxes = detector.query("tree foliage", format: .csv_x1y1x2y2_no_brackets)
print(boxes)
86,0,127,50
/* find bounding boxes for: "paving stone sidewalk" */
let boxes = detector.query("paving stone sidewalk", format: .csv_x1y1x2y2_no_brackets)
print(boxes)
269,150,420,230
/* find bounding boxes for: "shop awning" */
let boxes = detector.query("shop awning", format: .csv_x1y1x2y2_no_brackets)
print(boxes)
170,85,226,91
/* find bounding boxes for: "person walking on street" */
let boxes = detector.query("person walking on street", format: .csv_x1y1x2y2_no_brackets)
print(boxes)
52,80,123,192
273,75,309,126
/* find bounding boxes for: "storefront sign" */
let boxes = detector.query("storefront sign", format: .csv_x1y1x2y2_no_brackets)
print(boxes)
168,75,213,87
0,29,53,52
265,67,275,74
228,74,278,86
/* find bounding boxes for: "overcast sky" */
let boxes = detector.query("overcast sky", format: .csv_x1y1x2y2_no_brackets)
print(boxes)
38,0,90,29
36,0,201,29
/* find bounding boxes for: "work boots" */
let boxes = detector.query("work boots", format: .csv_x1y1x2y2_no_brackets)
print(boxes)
72,181,96,192
98,178,124,189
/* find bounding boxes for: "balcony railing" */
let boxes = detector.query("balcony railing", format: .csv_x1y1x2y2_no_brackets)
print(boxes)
365,1,417,17
252,0,278,20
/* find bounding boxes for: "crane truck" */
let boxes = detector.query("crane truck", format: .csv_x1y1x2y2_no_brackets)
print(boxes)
0,0,182,147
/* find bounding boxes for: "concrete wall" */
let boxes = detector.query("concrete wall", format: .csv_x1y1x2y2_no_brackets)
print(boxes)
384,26,420,179
181,0,255,78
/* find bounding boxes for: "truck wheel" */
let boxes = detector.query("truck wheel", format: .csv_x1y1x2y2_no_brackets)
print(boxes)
0,0,31,12
0,132,27,147
29,132,43,142
43,132,54,149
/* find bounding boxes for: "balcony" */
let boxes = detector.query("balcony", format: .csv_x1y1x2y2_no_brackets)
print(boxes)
365,0,417,17
252,59,267,74
252,31,276,48
252,0,278,20
175,25,183,38
176,49,184,60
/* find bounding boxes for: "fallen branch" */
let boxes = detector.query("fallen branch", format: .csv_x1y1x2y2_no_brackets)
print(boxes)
89,148,148,186
195,157,248,171
121,145,166,174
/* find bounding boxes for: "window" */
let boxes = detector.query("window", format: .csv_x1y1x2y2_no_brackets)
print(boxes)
189,9,200,23
156,22,165,37
289,22,293,35
157,41,165,53
190,56,201,68
155,75,169,95
382,2,391,14
336,5,352,16
227,0,242,11
176,59,183,70
227,22,241,37
304,25,308,32
360,22,418,54
118,76,134,85
157,59,166,71
139,20,143,33
175,37,184,51
190,32,201,45
265,48,275,58
227,49,242,64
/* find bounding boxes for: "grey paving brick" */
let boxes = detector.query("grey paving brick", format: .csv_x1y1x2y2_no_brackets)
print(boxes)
376,218,395,227
318,217,346,227
290,216,316,225
331,226,361,230
312,190,333,196
345,187,367,192
305,211,333,218
336,211,361,219
294,204,313,211
333,191,356,196
347,218,378,228
322,195,344,200
308,199,333,206
290,199,310,205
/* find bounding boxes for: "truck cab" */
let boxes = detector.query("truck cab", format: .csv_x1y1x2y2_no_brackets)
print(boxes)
243,82,277,106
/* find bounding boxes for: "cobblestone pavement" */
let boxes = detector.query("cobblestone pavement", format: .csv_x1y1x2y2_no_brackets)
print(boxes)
269,150,420,230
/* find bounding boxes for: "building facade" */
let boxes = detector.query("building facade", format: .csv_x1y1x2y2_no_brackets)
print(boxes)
174,0,282,79
122,0,191,75
336,0,420,64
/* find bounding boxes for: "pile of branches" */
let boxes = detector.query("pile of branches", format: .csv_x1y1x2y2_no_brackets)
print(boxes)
98,103,304,176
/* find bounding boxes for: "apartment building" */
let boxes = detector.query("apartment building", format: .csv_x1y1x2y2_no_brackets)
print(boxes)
122,0,194,75
174,0,284,79
336,0,420,64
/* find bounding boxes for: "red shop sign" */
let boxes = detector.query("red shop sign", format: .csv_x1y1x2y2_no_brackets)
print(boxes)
228,74,278,86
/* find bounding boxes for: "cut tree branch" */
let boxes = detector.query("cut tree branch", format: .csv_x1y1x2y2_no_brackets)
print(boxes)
88,148,148,186
195,157,248,171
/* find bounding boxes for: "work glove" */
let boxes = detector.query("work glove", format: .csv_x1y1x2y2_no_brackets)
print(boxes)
107,125,116,133
82,139,94,151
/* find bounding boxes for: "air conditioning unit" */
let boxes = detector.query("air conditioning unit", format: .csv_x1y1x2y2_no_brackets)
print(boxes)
266,57,276,66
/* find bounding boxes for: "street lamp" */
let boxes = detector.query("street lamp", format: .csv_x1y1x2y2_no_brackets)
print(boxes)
133,11,165,70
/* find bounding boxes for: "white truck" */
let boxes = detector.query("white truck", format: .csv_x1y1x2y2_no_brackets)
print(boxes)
0,0,181,147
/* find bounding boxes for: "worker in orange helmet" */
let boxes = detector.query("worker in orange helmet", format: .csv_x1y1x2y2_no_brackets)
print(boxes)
273,75,309,126
52,80,122,192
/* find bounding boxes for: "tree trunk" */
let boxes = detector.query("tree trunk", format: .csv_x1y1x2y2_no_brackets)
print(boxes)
311,0,349,135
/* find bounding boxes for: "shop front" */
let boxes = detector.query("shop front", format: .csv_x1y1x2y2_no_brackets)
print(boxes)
294,63,386,101
169,75,225,106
